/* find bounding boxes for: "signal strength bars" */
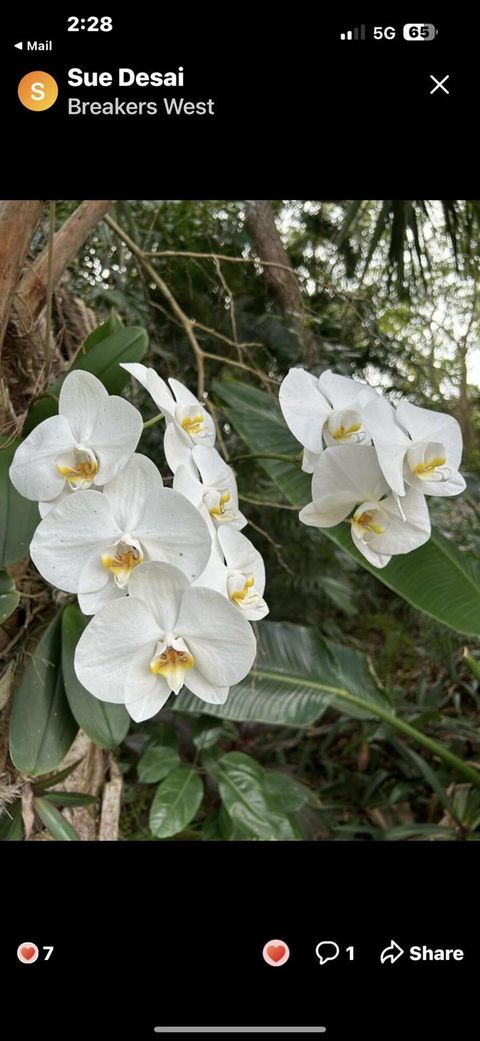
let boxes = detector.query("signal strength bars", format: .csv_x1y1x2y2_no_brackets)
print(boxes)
340,25,366,40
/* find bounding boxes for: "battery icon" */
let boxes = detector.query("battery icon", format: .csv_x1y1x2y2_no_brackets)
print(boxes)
403,23,437,40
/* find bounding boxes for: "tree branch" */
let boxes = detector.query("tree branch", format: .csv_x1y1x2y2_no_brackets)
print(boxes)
0,200,44,353
245,200,318,364
14,200,114,332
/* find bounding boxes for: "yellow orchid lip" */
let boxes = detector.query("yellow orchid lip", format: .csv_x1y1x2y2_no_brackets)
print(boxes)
228,574,262,609
150,643,194,693
413,456,446,477
208,490,232,519
56,445,99,489
101,537,144,588
181,413,205,436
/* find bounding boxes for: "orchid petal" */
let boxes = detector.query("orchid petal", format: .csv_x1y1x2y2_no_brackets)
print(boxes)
137,488,211,581
90,395,143,485
279,367,330,453
9,415,75,501
120,362,175,416
102,453,163,531
362,397,410,495
74,597,160,702
128,561,190,633
58,371,108,443
396,400,463,469
351,527,392,568
184,668,229,705
176,587,256,686
30,491,120,593
124,662,171,722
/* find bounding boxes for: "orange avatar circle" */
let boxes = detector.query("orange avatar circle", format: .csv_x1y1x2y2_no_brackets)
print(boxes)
18,71,58,111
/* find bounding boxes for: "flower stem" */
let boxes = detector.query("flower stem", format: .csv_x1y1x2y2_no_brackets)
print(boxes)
229,451,300,465
340,690,480,789
143,412,164,430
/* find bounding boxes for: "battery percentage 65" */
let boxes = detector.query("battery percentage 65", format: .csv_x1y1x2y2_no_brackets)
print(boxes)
403,24,437,41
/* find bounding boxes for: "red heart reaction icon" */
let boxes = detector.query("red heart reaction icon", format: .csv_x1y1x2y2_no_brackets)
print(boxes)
262,939,290,966
17,942,39,965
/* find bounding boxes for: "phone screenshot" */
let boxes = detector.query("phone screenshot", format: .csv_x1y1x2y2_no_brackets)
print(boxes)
0,12,478,1039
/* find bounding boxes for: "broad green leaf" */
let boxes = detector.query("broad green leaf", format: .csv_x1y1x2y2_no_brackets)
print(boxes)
33,757,84,792
174,621,390,726
149,767,203,838
79,311,124,349
201,810,224,841
0,437,39,565
138,744,180,783
9,612,78,775
0,569,19,624
213,752,299,840
61,604,130,749
58,322,148,396
215,379,480,636
33,796,79,840
0,801,24,840
190,718,225,750
21,396,58,436
22,316,147,434
264,771,310,812
43,791,97,807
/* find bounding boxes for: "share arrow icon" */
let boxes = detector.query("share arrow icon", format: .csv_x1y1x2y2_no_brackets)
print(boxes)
14,42,23,50
380,939,405,964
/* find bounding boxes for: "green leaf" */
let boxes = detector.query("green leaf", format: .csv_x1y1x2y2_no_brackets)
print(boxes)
138,744,180,783
9,612,78,775
149,767,203,838
322,524,480,639
33,757,84,792
0,569,19,624
56,321,148,396
0,437,39,565
264,771,310,812
174,621,389,726
33,796,79,840
213,752,299,840
215,379,480,636
42,791,96,807
21,396,58,437
0,801,24,840
201,811,224,841
61,604,130,748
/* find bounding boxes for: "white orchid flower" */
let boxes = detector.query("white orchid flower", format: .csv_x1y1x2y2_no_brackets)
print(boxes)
9,370,143,506
121,362,215,473
30,454,211,614
279,367,378,473
363,397,466,498
299,445,431,568
74,561,256,721
197,527,268,621
173,445,247,535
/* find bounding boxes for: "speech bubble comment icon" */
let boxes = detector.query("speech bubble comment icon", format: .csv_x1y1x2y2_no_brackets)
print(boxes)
315,940,340,965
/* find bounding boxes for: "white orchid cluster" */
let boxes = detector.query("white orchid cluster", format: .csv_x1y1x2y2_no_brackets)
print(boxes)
10,365,268,721
279,367,466,569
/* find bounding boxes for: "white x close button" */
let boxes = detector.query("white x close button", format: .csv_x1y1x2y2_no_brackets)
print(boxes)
430,74,450,95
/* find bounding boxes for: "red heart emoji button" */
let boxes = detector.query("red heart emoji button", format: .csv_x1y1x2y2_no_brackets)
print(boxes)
262,939,290,966
21,947,36,960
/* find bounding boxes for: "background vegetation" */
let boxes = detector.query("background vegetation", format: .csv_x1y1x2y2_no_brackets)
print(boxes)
1,200,479,842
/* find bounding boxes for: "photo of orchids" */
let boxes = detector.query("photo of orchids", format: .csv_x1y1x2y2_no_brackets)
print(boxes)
1,200,479,842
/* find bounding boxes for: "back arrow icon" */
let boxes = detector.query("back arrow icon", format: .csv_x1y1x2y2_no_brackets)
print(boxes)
380,940,405,964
